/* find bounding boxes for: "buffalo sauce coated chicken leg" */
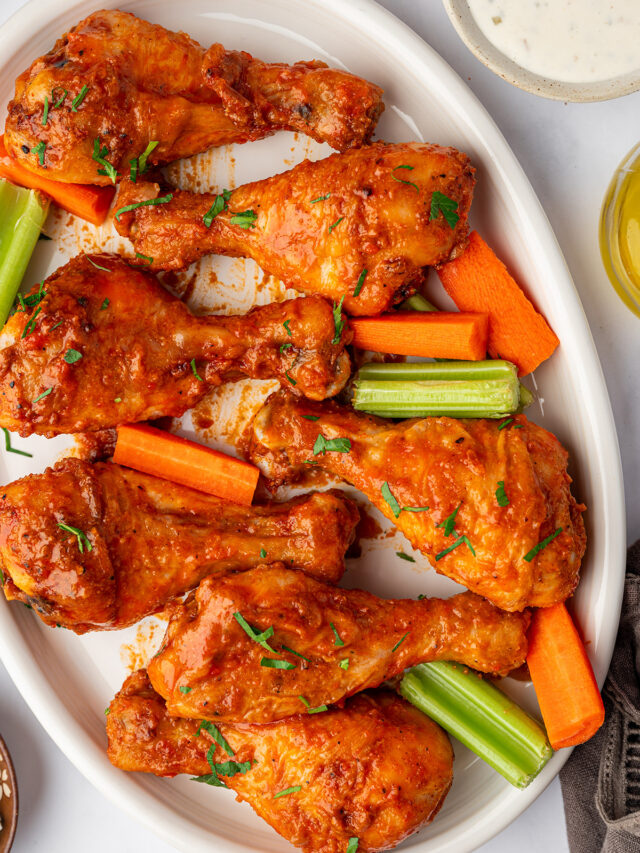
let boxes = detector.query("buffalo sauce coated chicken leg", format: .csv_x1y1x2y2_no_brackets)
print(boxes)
0,255,351,437
0,459,358,632
5,9,384,184
246,392,586,611
114,141,475,315
107,671,453,853
147,564,529,724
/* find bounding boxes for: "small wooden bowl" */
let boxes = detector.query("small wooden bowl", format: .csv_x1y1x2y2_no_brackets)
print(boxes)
0,735,18,853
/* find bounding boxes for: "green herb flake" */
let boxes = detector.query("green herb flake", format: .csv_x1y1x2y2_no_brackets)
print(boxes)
498,418,514,431
283,320,292,336
260,548,267,559
230,209,258,229
191,358,203,382
196,720,235,756
135,252,153,265
42,96,50,126
381,481,401,518
92,137,118,184
495,481,509,507
332,295,345,344
64,349,82,364
179,686,192,694
329,622,344,647
71,85,89,112
313,433,351,455
435,534,475,561
57,521,92,554
347,838,359,853
115,193,173,221
191,772,227,788
303,459,319,465
33,387,53,404
429,191,459,229
87,257,111,273
328,216,344,233
279,342,293,353
273,785,302,798
203,189,232,227
212,759,252,777
302,415,319,421
21,306,42,339
31,141,46,166
233,612,277,653
104,707,110,716
282,645,310,662
310,194,331,203
285,371,297,386
392,164,419,192
353,268,368,298
2,428,33,458
396,551,415,562
51,88,67,108
138,141,159,174
261,657,297,670
338,657,349,670
100,297,110,310
392,631,410,652
114,397,122,403
50,320,63,331
298,695,328,714
129,158,138,183
437,502,462,538
523,528,563,563
404,506,430,513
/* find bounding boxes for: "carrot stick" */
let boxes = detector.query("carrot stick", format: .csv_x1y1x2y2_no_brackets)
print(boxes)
0,136,114,226
437,231,559,376
113,424,260,505
527,603,604,750
350,312,488,360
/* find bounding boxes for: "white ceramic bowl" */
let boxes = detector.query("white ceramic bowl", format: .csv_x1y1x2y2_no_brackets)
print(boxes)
0,1,626,852
444,0,640,102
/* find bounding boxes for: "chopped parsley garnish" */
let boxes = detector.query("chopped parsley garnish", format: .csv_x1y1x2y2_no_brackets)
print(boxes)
135,252,153,265
233,612,277,653
523,528,563,562
100,297,110,310
104,707,110,716
392,631,410,652
32,387,52,403
42,96,49,126
381,481,401,518
391,164,419,192
303,459,319,465
260,548,267,558
138,141,159,174
353,268,368,297
313,434,351,455
347,838,359,853
50,320,63,331
190,358,203,381
273,786,301,798
87,257,111,273
21,306,42,338
230,209,258,229
196,720,234,756
2,428,32,458
283,320,292,336
71,85,89,112
191,744,252,787
437,502,462,537
404,506,430,513
495,481,509,507
310,194,331,203
328,216,344,233
64,349,82,364
51,88,67,108
129,158,138,183
92,138,118,184
299,695,328,714
435,535,475,561
31,141,46,166
329,622,344,647
498,418,514,430
332,295,345,344
282,645,310,661
115,193,173,221
285,371,297,386
179,686,192,694
114,397,122,403
203,189,232,227
302,415,319,421
279,342,293,353
261,657,296,670
429,191,459,229
396,551,415,562
57,521,92,554
338,658,349,670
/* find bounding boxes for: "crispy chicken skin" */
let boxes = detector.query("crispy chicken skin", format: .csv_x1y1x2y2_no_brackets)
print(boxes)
5,10,384,184
0,459,358,633
0,255,351,437
246,392,586,612
114,141,475,315
108,671,453,853
147,564,529,723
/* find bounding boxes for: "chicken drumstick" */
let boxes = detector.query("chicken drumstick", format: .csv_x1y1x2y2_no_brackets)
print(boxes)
147,564,529,724
0,254,351,437
0,459,358,633
5,9,384,184
247,391,586,611
108,670,453,853
114,141,475,315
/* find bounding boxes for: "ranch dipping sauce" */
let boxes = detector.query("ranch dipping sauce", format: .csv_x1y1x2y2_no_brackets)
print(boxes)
468,0,640,83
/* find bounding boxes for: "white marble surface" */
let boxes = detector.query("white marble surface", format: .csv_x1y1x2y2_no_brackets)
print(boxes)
2,0,638,851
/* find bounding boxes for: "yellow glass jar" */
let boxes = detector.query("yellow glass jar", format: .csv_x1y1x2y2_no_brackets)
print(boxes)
600,142,640,318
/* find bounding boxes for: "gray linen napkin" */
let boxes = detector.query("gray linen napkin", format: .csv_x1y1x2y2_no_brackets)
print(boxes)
561,540,640,852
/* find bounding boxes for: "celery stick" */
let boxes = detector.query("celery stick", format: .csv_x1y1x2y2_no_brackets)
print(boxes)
356,359,517,383
400,293,438,312
0,179,50,326
518,383,534,410
400,662,552,789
